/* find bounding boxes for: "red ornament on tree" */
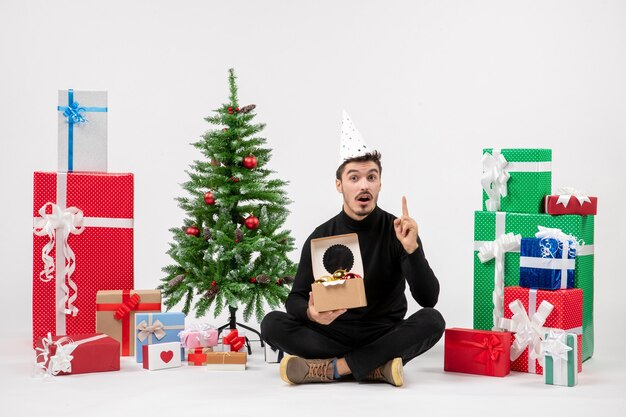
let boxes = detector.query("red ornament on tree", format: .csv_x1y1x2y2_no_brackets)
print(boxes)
276,278,284,285
235,107,240,113
211,280,217,287
243,155,257,169
250,277,257,284
204,191,216,205
231,176,239,183
185,226,200,237
245,215,260,230
228,107,234,114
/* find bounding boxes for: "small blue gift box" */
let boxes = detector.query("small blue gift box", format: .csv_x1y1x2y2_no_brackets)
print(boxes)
135,312,185,363
519,237,576,290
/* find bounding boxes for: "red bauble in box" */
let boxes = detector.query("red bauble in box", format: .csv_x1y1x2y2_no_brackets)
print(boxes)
503,286,583,375
242,155,257,169
444,328,511,377
32,172,134,348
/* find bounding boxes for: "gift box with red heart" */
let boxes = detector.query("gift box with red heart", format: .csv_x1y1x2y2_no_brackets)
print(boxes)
142,341,182,370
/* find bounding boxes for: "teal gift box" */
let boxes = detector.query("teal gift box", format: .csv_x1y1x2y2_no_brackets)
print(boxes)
135,312,185,363
543,332,578,387
473,210,594,361
482,148,552,213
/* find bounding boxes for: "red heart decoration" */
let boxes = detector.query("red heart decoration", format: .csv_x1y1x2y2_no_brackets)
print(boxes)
160,350,174,363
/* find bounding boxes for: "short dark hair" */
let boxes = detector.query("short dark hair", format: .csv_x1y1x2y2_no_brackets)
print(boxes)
335,151,382,180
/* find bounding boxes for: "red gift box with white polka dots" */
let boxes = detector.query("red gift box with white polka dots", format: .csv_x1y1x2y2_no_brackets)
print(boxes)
504,286,583,375
32,172,134,348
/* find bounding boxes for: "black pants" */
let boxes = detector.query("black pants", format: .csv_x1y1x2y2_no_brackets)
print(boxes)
260,308,445,381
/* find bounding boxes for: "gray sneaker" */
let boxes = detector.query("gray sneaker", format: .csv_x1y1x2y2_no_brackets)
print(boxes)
280,355,336,384
365,357,404,387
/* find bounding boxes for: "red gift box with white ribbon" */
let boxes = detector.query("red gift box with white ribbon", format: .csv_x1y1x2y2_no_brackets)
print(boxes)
35,333,120,376
501,286,583,375
32,172,134,348
544,188,597,215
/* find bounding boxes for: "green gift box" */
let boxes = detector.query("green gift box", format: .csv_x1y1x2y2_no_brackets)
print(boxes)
473,210,594,360
482,148,552,213
543,332,578,387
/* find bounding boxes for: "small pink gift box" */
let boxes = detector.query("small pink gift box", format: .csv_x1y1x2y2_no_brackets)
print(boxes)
178,323,218,349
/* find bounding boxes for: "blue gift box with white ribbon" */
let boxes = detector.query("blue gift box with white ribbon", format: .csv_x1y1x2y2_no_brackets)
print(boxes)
519,237,576,290
57,89,108,172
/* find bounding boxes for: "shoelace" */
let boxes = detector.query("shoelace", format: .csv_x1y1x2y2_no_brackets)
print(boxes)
368,366,384,381
307,361,331,381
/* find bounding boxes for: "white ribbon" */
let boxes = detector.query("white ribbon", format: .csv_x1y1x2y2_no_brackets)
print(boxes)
477,232,521,330
555,187,592,208
481,150,510,212
178,323,217,347
542,330,572,363
35,333,107,376
500,297,554,373
535,226,581,288
33,202,85,316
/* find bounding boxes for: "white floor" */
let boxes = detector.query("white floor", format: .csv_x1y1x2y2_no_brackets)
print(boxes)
2,331,625,417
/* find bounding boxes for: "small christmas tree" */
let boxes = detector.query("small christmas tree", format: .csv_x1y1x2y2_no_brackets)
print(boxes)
160,68,297,323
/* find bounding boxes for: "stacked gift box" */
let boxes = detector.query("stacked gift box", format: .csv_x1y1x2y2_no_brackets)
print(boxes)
446,148,596,386
32,89,135,375
32,90,267,377
474,148,596,382
32,89,135,347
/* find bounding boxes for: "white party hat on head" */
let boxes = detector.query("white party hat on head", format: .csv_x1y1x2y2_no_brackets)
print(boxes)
340,110,370,161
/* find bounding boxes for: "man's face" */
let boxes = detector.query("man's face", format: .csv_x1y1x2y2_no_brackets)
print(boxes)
336,160,381,220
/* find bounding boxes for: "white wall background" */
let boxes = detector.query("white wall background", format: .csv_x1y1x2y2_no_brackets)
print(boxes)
1,0,624,356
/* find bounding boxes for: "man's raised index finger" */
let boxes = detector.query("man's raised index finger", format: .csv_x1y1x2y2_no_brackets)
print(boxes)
402,196,409,217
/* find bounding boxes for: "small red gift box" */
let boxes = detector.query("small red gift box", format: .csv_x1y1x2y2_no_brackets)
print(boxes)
187,347,213,365
502,286,583,374
544,194,597,215
35,333,120,376
444,328,511,377
32,172,134,348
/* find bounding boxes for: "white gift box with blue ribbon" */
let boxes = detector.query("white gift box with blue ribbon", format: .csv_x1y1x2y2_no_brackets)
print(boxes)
519,227,578,290
57,89,108,172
